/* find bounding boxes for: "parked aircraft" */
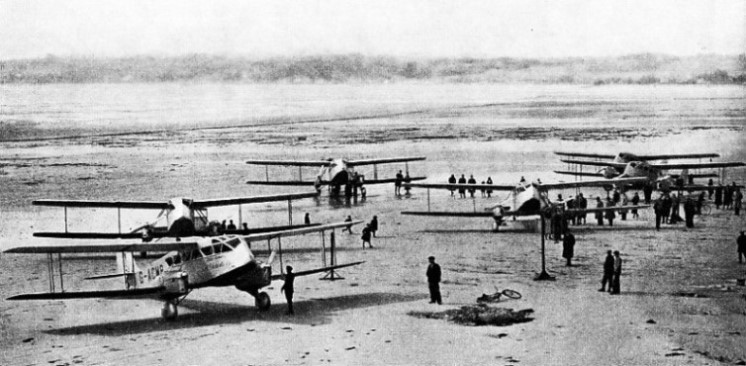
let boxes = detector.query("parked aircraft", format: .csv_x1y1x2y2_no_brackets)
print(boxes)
246,157,427,196
401,177,650,231
33,192,320,241
5,221,364,321
554,151,725,180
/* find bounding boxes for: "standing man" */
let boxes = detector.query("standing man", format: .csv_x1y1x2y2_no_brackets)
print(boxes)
486,176,493,198
599,250,614,292
562,231,576,266
707,178,714,199
683,197,696,228
369,215,379,237
631,192,640,219
610,251,622,295
595,197,604,226
643,184,653,204
448,174,457,197
605,198,616,226
715,184,723,209
280,266,296,315
734,189,743,216
426,256,442,304
738,231,746,263
361,225,372,248
577,193,587,224
394,170,404,196
467,175,477,198
653,199,662,231
304,213,311,225
344,215,353,234
458,174,467,199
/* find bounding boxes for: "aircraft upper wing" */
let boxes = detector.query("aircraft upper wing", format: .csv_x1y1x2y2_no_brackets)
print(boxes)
404,183,517,191
554,171,605,177
245,180,324,186
559,159,628,169
192,192,319,207
241,220,364,242
346,156,426,166
245,159,330,167
32,199,170,209
565,205,650,214
646,161,745,170
635,153,720,160
7,287,165,300
538,177,649,190
554,152,616,159
4,242,199,254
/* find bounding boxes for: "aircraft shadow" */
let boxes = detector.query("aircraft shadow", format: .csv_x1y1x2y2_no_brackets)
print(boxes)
45,292,425,336
421,229,525,234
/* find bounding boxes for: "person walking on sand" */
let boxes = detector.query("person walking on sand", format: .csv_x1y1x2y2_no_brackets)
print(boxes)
369,215,379,237
426,256,442,304
562,231,576,266
610,251,622,295
280,266,296,315
599,250,615,292
738,231,746,263
344,215,353,234
361,225,372,248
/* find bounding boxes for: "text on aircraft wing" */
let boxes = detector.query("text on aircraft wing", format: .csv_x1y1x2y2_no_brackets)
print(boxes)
271,261,365,280
635,153,720,160
245,159,330,167
245,180,321,186
4,242,200,254
559,159,628,169
538,177,649,190
32,199,170,209
554,152,616,159
241,220,364,242
7,287,165,300
646,161,745,170
346,156,427,166
404,183,517,191
192,192,319,207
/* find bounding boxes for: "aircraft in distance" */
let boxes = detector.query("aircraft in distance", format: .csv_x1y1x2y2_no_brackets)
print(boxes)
246,157,427,196
5,221,365,321
32,192,320,241
555,159,744,190
554,151,724,180
401,178,650,231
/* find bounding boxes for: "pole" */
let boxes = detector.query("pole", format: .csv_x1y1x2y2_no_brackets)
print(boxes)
238,204,242,228
58,253,64,292
534,211,555,281
427,188,431,211
118,207,121,235
287,200,293,225
64,206,68,233
321,231,326,267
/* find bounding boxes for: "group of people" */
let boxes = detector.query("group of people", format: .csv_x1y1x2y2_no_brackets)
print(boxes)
709,180,743,215
652,192,698,229
599,250,623,294
394,170,412,196
345,214,378,248
447,174,495,199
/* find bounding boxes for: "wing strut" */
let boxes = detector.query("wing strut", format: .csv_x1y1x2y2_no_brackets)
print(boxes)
321,231,344,281
45,253,65,293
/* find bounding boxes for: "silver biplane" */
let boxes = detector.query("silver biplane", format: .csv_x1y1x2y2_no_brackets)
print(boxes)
402,177,651,231
246,156,427,196
32,192,320,241
5,221,364,321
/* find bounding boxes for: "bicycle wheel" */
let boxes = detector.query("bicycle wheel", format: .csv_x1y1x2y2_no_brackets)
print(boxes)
501,289,522,299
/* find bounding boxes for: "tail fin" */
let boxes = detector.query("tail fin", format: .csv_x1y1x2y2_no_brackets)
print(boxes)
116,252,142,289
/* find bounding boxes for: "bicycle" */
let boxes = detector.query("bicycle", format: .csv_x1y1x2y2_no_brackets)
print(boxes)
477,286,522,303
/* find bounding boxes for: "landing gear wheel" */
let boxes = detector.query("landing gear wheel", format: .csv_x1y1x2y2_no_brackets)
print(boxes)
501,289,522,300
255,292,271,311
161,301,178,321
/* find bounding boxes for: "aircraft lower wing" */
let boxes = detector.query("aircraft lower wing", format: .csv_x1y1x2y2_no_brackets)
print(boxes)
560,159,628,169
554,152,616,159
347,156,427,166
401,211,496,217
555,152,720,160
5,242,199,254
33,224,322,240
270,261,365,280
554,170,605,177
539,177,649,190
405,183,517,191
245,180,324,186
241,220,364,242
7,287,165,300
32,199,169,209
565,205,650,214
648,162,745,170
245,159,330,167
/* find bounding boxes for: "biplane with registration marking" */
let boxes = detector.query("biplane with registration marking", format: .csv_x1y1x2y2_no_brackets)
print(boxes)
5,221,365,321
401,177,651,231
32,192,320,242
246,156,427,196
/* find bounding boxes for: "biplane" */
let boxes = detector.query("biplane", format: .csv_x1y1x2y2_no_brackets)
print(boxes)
246,156,427,196
32,192,320,241
401,177,651,231
554,151,730,180
5,221,365,321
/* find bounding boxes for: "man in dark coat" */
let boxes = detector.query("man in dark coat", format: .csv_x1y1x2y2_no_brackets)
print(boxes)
661,193,672,224
610,251,622,295
562,232,576,266
280,266,296,315
653,200,662,230
369,215,379,237
737,231,746,263
395,170,404,195
467,175,477,198
715,184,723,209
683,197,696,228
605,198,616,226
595,197,604,226
426,256,442,304
631,192,640,219
707,178,714,199
486,177,493,198
724,184,733,209
361,225,372,248
599,250,614,292
643,184,653,204
735,189,743,216
458,174,467,198
448,174,457,197
577,193,587,224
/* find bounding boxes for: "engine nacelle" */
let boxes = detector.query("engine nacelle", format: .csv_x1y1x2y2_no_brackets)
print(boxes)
164,272,189,294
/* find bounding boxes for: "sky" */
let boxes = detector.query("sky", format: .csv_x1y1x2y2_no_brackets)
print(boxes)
0,0,744,60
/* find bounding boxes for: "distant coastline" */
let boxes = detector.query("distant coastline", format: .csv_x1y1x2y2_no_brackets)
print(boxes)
1,53,744,85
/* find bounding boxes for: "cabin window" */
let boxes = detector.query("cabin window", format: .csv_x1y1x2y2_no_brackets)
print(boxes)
201,246,214,256
227,238,241,248
173,254,181,264
219,244,233,252
190,249,202,259
165,257,173,266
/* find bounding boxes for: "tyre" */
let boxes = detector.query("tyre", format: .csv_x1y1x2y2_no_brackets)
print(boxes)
501,289,522,300
255,291,271,311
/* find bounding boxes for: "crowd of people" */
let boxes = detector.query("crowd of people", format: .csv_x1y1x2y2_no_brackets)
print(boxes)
446,174,496,198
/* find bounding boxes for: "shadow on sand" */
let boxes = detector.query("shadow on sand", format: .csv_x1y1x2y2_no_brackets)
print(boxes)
46,292,426,336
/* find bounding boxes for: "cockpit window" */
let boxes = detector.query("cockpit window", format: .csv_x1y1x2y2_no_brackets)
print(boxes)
226,238,241,249
201,246,214,256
